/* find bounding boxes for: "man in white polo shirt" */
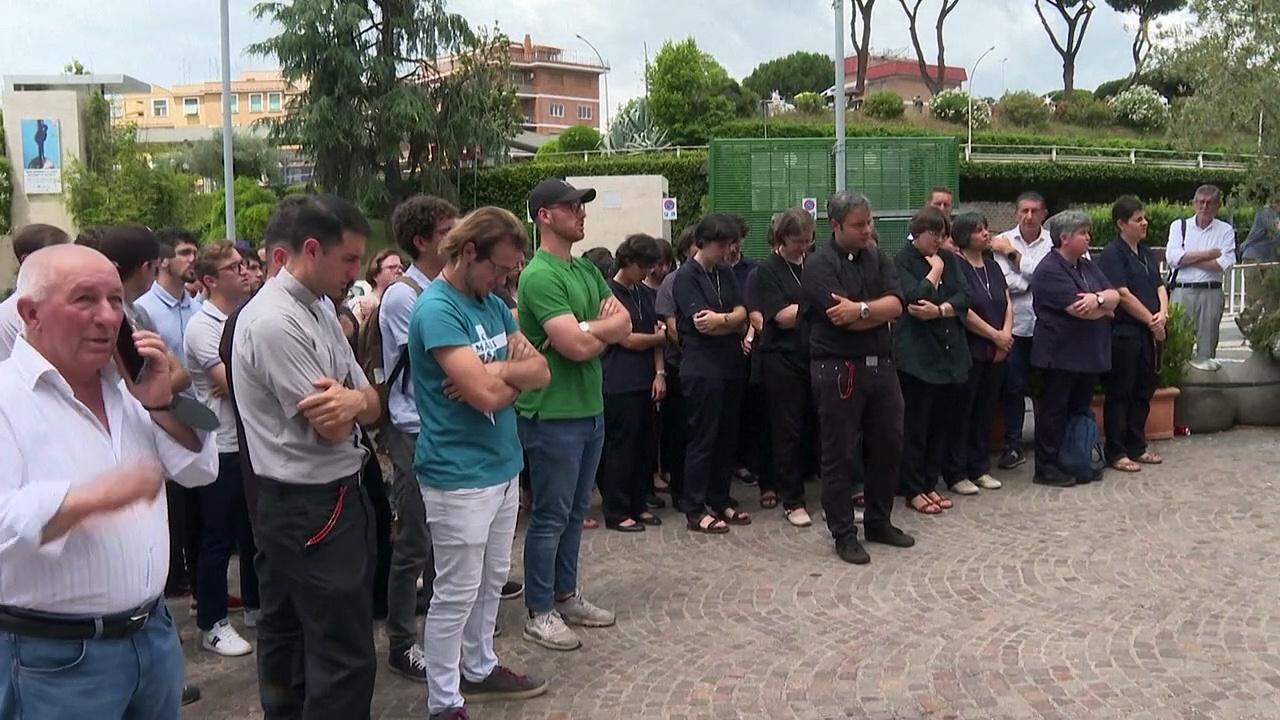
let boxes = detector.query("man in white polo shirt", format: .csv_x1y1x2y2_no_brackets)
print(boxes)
1166,184,1236,370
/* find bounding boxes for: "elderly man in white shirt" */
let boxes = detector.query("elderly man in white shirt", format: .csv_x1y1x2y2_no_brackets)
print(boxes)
0,244,217,720
989,191,1054,469
0,223,71,361
1166,184,1236,370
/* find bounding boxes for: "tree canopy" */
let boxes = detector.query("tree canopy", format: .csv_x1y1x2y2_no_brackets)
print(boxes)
741,51,833,101
647,38,742,145
177,132,282,185
1104,0,1187,78
249,0,521,212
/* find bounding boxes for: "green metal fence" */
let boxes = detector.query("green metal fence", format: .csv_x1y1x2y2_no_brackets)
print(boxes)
708,137,959,257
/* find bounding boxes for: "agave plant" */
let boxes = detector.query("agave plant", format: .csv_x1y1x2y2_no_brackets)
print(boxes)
602,98,672,154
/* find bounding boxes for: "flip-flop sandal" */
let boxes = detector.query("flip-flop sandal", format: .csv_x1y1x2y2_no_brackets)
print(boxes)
909,494,942,515
719,507,752,526
759,492,780,509
583,517,600,530
1111,458,1142,472
1135,453,1163,465
687,513,729,534
927,491,953,509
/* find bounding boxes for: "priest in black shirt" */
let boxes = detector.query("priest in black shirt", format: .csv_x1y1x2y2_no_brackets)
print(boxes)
801,191,916,564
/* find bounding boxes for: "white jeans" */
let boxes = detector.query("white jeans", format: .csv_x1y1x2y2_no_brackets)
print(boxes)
421,477,518,714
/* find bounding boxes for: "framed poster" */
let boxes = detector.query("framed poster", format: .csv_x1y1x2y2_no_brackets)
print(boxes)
21,118,62,194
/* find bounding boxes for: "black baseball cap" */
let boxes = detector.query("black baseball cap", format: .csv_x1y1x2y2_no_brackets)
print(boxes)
527,179,596,219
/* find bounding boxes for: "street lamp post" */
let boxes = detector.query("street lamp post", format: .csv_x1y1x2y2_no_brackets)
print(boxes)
967,46,996,162
576,34,609,132
1001,57,1008,97
219,0,235,240
833,0,846,191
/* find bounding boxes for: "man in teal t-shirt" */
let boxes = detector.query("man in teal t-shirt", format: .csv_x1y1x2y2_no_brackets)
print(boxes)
407,207,550,718
516,179,632,652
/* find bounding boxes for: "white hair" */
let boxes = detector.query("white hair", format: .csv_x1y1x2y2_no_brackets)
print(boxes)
14,244,110,304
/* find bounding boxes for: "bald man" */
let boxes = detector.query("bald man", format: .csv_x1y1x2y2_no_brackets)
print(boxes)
0,223,71,361
0,244,217,720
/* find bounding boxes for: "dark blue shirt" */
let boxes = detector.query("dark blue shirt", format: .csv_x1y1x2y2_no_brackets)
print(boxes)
602,278,658,395
1097,237,1164,338
1030,250,1113,373
672,259,747,380
958,252,1010,361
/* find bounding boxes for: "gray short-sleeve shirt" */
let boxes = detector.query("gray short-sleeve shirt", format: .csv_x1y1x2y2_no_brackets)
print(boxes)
231,268,370,483
184,302,238,454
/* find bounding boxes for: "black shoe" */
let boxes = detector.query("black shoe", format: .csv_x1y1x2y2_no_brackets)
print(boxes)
460,666,549,701
500,580,524,600
834,534,870,565
388,644,428,682
645,492,666,509
181,684,202,706
997,448,1026,469
1033,466,1076,488
605,519,646,533
430,708,470,720
864,524,916,548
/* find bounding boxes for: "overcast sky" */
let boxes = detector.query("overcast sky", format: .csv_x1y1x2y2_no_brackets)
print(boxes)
3,0,1162,120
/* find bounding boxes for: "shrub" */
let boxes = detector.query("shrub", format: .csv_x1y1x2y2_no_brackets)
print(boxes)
0,154,10,236
1084,202,1254,248
534,138,563,157
557,125,602,153
863,91,905,120
1046,89,1095,103
1109,84,1170,131
999,91,1050,129
929,89,991,128
1056,96,1115,128
960,161,1244,206
793,92,825,115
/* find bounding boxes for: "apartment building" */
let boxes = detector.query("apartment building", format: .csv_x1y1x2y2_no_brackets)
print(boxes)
110,70,303,130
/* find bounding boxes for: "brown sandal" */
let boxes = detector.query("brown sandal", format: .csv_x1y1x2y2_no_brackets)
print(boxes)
1134,452,1163,465
1111,458,1141,472
687,513,729,534
908,494,942,514
719,507,752,526
759,492,780,509
926,491,953,509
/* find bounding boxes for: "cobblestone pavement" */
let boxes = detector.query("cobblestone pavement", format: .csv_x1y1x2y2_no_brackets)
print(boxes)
181,427,1280,720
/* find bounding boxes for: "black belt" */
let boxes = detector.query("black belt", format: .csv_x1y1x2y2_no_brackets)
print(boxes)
1171,282,1222,289
258,472,361,495
0,597,161,641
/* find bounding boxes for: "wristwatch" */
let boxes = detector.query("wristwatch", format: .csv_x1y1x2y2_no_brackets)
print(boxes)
578,320,591,333
1094,293,1104,307
858,301,871,320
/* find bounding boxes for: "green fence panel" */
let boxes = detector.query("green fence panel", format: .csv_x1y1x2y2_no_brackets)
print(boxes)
709,137,958,258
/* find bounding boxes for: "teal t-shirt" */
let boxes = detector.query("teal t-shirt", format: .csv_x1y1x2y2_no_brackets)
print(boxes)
515,250,612,420
409,279,522,490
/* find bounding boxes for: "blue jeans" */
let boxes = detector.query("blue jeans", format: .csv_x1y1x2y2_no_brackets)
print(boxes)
0,602,184,720
519,415,605,614
1001,336,1034,449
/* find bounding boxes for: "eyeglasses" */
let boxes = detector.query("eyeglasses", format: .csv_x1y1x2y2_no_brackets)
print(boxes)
487,259,518,276
550,201,585,216
215,261,245,275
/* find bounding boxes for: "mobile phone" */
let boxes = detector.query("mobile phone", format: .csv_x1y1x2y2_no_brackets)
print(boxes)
117,315,146,382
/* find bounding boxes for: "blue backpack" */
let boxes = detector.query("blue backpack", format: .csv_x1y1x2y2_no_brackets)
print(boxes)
1060,410,1105,479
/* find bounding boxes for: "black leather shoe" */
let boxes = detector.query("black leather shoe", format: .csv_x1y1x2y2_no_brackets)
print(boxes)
997,448,1026,469
864,524,916,548
645,493,666,509
1033,466,1076,488
181,684,202,706
834,534,870,565
605,520,646,533
499,580,523,600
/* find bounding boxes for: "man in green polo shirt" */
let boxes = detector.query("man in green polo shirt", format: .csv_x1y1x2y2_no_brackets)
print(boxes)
517,179,632,651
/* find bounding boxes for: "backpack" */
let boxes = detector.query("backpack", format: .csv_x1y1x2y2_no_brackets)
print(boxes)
1059,409,1106,480
357,276,423,425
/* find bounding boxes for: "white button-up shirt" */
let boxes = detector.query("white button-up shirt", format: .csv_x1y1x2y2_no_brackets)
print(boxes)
0,294,21,362
0,337,218,615
994,226,1054,337
379,264,433,433
1166,217,1236,284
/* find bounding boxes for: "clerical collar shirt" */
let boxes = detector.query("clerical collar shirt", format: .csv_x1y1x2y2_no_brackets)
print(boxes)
0,337,218,615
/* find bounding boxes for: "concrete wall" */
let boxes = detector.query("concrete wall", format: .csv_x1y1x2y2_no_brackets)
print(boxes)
1,87,85,289
564,175,670,256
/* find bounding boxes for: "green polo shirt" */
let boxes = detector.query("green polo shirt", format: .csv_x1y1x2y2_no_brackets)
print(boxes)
515,249,612,420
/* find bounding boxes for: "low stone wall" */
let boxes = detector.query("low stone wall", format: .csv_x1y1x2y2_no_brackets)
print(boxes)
1175,351,1280,433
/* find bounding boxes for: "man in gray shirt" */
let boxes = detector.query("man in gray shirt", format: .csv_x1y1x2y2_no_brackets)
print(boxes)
231,195,382,718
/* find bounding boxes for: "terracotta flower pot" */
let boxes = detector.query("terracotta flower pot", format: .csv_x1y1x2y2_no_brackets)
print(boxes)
1090,387,1180,441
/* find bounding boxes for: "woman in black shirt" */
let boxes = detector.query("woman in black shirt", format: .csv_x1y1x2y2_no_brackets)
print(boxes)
894,207,972,515
600,234,667,531
944,212,1013,494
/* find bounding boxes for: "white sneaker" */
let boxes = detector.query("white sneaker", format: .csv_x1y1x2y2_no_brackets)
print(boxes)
202,618,253,657
523,611,582,651
785,507,812,527
554,592,615,628
951,479,981,495
973,474,1003,490
243,608,261,629
1189,359,1221,372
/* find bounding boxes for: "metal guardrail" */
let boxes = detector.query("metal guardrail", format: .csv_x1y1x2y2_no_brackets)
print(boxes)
964,143,1257,171
1225,262,1280,316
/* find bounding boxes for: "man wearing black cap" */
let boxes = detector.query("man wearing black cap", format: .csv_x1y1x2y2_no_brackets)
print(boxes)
517,179,632,651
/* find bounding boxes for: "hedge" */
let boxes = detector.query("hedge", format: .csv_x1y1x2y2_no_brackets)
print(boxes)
454,153,709,237
959,162,1245,206
0,155,10,237
1084,202,1256,247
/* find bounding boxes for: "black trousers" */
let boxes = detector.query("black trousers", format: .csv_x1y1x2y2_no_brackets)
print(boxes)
897,372,963,498
165,481,201,596
943,359,1005,484
1034,368,1097,473
763,352,813,509
1104,332,1157,463
255,476,376,720
359,432,392,619
737,381,772,487
812,358,904,540
196,453,260,631
660,366,687,501
602,390,656,524
680,376,744,519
